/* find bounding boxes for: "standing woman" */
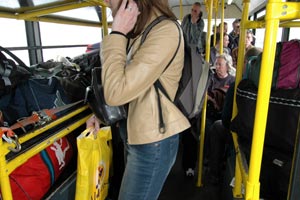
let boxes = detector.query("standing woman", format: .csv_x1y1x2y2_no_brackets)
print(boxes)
87,0,190,199
181,2,205,54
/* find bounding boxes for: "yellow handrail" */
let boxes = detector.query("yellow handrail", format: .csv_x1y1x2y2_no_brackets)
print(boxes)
196,0,213,187
230,1,300,200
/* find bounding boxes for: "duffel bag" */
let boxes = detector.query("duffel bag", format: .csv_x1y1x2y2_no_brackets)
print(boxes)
9,136,74,200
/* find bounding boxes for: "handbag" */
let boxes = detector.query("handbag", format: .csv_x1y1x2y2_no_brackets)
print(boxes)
75,126,113,200
85,67,127,126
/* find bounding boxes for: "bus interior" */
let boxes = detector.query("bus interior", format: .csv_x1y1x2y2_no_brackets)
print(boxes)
1,0,300,200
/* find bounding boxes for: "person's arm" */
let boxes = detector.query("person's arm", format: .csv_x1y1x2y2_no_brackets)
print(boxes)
101,21,182,106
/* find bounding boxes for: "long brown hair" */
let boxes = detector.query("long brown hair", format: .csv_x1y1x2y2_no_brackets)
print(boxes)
129,0,177,38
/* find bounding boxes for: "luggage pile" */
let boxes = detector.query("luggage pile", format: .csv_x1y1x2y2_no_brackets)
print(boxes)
0,46,98,199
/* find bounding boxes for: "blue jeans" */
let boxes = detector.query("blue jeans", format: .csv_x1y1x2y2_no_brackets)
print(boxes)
118,122,179,200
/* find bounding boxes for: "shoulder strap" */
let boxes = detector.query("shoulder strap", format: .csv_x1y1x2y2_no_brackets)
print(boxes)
139,16,182,133
154,21,181,100
140,15,169,45
0,46,27,68
133,16,182,133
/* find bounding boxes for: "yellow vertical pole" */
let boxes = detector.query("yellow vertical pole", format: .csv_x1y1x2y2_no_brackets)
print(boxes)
212,0,218,47
231,0,250,198
219,0,225,54
0,134,13,200
245,0,280,199
101,6,108,36
196,0,213,187
179,0,183,21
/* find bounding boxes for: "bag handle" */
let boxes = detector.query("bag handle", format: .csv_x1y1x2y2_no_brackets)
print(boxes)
0,46,28,68
79,127,96,139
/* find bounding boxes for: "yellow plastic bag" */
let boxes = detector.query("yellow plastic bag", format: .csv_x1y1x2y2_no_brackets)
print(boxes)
75,126,112,200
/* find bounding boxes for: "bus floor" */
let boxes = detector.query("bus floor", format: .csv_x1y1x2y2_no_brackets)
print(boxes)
158,142,227,200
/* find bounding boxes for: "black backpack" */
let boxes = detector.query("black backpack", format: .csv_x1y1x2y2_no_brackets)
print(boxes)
0,46,32,96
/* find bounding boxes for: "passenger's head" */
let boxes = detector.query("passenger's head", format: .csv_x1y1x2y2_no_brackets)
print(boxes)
218,22,228,33
243,47,263,75
215,32,229,48
232,19,241,35
214,53,233,78
191,2,202,19
245,30,254,48
223,33,229,47
245,46,262,61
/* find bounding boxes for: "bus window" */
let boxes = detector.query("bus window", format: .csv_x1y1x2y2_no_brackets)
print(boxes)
254,27,283,48
289,21,300,40
40,22,102,61
203,18,236,34
0,18,30,65
40,7,104,61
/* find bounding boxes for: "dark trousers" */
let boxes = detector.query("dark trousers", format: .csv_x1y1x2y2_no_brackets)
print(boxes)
181,115,217,171
207,120,233,177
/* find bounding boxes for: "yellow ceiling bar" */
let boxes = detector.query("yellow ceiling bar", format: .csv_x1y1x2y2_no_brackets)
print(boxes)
245,19,300,29
15,2,104,20
0,1,112,28
0,12,112,28
29,15,110,27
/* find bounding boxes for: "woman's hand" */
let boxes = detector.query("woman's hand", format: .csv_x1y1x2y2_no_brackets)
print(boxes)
112,0,140,35
86,115,101,133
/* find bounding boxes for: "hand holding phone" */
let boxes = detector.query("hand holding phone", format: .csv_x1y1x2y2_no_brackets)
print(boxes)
112,0,139,35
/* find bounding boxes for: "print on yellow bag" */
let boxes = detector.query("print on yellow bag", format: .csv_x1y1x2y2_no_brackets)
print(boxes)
75,126,113,200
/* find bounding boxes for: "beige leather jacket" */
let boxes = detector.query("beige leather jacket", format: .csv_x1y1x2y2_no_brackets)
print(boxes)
101,13,190,145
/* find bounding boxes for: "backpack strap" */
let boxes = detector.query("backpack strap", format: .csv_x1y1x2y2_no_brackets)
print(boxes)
0,46,27,68
154,21,181,100
154,22,181,133
139,16,182,133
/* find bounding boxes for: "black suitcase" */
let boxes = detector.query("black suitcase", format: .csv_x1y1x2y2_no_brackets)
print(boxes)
240,144,292,200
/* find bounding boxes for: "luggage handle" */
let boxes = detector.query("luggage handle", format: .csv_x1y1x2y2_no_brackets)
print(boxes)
0,46,28,68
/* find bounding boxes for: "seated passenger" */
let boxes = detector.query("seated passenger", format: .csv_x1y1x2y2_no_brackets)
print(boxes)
206,47,263,185
209,32,231,66
231,29,255,68
207,53,235,123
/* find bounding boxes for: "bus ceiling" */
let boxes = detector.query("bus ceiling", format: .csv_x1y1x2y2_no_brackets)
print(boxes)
0,0,267,26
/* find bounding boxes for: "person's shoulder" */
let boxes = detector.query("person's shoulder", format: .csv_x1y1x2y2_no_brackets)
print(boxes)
183,14,191,18
228,74,236,81
146,18,180,39
228,31,234,36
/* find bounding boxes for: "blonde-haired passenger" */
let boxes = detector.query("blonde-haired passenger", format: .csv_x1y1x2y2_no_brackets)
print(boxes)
208,53,235,93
